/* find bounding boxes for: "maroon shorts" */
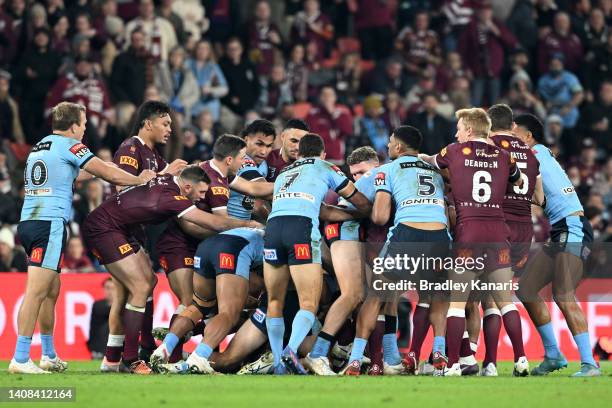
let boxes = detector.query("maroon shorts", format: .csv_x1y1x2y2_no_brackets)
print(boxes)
507,220,534,270
454,220,511,272
156,230,197,274
82,222,141,265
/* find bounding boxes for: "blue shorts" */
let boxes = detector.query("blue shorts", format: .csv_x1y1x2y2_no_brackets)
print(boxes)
17,219,68,272
324,220,365,245
264,216,321,265
544,215,593,261
194,234,252,280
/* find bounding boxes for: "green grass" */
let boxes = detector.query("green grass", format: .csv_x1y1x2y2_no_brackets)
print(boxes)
0,361,610,408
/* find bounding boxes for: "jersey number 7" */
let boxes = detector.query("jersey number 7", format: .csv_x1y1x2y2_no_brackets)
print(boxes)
279,172,300,193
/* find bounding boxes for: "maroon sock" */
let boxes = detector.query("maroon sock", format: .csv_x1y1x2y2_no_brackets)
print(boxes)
336,319,356,346
168,314,184,363
140,298,155,350
193,320,205,337
409,305,431,361
502,309,525,361
460,333,473,358
483,312,502,366
368,317,385,368
122,306,145,364
446,315,465,366
104,344,123,363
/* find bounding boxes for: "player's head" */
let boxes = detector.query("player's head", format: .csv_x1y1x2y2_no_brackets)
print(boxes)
178,165,211,202
213,134,247,176
347,146,379,181
298,133,325,159
387,125,422,159
280,119,309,161
514,113,545,147
135,100,172,144
241,119,276,164
52,102,87,140
487,103,514,132
455,108,491,142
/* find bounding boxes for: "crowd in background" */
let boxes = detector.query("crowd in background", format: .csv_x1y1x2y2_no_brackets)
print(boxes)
1,0,612,272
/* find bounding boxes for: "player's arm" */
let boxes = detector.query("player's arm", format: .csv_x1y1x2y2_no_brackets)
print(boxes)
371,190,391,225
230,176,274,198
508,159,523,187
181,207,262,231
532,175,545,207
159,159,188,176
178,218,218,240
319,203,358,222
83,157,155,186
337,181,371,216
417,153,435,165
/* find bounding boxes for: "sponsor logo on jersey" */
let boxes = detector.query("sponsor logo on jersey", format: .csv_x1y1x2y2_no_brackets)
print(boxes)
264,249,278,261
32,141,52,152
399,198,445,207
219,253,235,269
118,243,133,255
253,308,266,323
119,155,139,169
498,248,510,265
375,172,386,186
159,256,168,271
69,143,91,159
440,147,448,157
31,247,44,263
325,223,339,240
331,165,345,176
129,146,137,153
501,140,510,148
462,147,472,155
184,257,194,266
562,187,575,195
194,256,201,268
25,188,53,196
294,244,311,260
211,186,230,198
475,149,499,158
174,195,188,200
273,192,315,202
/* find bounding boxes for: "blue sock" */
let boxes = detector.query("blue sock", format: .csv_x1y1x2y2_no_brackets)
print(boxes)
194,343,213,359
287,310,315,353
266,317,285,366
41,334,56,359
383,333,401,365
573,332,596,366
536,323,561,359
309,332,333,358
349,338,368,363
433,336,446,355
14,335,32,363
163,333,180,354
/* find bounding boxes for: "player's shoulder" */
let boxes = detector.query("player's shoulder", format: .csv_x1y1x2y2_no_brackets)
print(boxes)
441,142,461,155
318,159,346,177
241,155,258,169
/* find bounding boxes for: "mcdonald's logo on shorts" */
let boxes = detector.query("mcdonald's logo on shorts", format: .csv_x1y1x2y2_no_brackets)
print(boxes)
31,247,44,263
219,252,235,270
118,243,133,255
325,224,339,240
294,244,311,260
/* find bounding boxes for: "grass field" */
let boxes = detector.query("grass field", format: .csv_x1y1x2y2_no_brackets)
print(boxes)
0,361,610,408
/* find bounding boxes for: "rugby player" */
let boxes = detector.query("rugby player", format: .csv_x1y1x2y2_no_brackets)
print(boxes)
82,166,261,374
266,119,309,182
305,146,379,375
103,101,187,372
514,114,601,377
264,133,371,374
9,102,155,374
420,108,529,376
344,126,450,376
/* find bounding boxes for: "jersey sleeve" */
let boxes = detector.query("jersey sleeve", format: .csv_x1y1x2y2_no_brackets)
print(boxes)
206,185,230,211
158,188,196,218
238,158,264,181
507,152,521,182
324,161,350,193
65,139,95,168
113,144,140,175
434,145,451,169
374,164,392,194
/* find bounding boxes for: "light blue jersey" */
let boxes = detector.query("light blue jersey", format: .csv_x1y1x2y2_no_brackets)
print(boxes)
334,169,378,241
269,157,349,229
375,155,447,226
533,144,583,224
21,135,94,223
227,155,267,220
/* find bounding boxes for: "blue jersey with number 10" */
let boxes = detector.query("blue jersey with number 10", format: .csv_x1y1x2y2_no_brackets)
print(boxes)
21,135,95,223
375,155,447,226
269,157,349,228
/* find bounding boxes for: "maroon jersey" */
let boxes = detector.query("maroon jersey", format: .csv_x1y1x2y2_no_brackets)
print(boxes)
113,136,168,175
266,149,291,182
490,133,540,223
434,141,520,223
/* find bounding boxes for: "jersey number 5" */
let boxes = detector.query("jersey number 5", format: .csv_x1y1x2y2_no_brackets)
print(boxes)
418,173,436,196
513,162,528,195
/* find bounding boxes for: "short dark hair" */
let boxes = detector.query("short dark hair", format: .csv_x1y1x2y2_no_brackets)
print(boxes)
347,146,378,166
393,126,422,151
488,104,514,131
298,133,325,157
179,165,211,185
514,113,544,144
52,102,86,131
284,118,309,132
135,101,171,130
241,119,276,138
213,134,247,160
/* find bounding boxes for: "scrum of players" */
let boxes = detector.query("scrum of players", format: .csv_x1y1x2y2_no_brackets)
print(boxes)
8,100,601,377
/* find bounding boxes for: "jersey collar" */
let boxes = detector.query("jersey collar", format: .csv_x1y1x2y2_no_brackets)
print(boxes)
208,160,227,178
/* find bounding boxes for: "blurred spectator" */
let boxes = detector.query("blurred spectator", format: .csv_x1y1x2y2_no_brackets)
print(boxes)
219,37,261,116
124,0,178,61
156,0,186,45
74,12,108,53
407,92,454,155
110,28,151,106
0,0,16,67
51,14,71,57
537,11,584,75
87,278,114,358
501,69,547,119
15,28,61,144
405,68,439,114
0,70,25,144
154,45,199,120
447,76,472,111
192,110,218,155
187,39,228,121
354,95,389,160
351,0,394,60
457,1,517,106
506,0,539,52
435,51,470,93
286,43,308,103
257,64,293,119
579,7,609,52
290,0,333,60
381,91,406,132
442,0,475,52
62,236,95,273
570,139,600,192
579,81,612,151
305,86,352,164
0,152,9,192
537,53,584,128
333,51,361,107
395,10,442,77
585,31,612,98
74,179,104,227
371,57,411,96
0,226,27,272
244,0,283,77
181,125,211,163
